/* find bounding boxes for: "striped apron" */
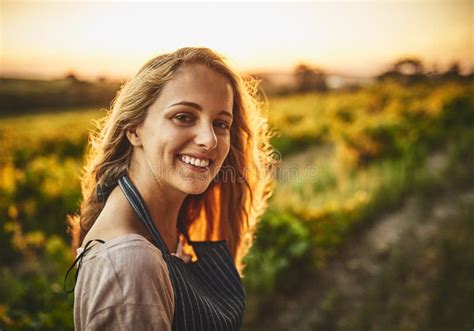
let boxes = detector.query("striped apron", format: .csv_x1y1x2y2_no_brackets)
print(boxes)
117,175,246,331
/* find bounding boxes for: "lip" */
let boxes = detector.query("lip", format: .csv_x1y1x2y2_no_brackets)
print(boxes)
177,155,210,172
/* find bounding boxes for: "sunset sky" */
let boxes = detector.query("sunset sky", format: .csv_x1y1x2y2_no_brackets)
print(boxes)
1,0,472,80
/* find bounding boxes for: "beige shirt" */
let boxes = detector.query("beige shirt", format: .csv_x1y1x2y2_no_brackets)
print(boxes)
74,233,175,331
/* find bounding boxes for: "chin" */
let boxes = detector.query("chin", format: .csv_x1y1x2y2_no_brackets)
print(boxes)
179,182,211,195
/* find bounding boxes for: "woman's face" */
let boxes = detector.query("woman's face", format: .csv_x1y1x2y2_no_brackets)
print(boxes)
131,63,234,195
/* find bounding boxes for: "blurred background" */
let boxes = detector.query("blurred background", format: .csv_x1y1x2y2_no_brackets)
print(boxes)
1,1,473,330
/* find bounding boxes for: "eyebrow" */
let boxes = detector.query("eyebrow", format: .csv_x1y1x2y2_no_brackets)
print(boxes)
168,101,233,119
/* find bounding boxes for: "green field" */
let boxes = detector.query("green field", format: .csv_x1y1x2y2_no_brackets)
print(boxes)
1,79,473,330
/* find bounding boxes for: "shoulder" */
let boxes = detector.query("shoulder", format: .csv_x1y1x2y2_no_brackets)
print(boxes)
77,234,173,297
74,234,175,328
79,234,170,283
102,234,168,272
107,236,173,296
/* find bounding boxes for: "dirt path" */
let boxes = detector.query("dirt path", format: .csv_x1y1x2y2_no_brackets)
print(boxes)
247,188,474,330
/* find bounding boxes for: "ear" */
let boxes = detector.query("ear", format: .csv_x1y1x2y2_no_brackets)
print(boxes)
126,127,142,147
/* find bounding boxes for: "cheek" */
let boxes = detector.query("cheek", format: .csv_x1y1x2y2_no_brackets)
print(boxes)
162,126,190,151
162,125,183,140
220,135,231,154
217,137,231,166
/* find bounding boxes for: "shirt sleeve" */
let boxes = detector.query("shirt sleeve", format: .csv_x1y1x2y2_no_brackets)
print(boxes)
86,303,172,331
74,242,174,331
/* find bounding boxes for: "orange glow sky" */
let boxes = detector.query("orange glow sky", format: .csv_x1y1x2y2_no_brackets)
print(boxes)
1,0,472,80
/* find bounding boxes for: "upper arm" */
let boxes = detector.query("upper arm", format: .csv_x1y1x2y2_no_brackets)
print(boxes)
107,244,175,322
86,303,173,331
75,243,174,331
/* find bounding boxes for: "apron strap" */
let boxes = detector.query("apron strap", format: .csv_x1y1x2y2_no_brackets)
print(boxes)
118,175,172,258
63,239,105,293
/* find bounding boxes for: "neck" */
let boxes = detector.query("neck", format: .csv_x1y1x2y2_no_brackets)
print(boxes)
128,167,186,240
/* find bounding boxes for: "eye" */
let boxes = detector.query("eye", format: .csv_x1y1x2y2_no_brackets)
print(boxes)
214,121,231,130
174,113,194,123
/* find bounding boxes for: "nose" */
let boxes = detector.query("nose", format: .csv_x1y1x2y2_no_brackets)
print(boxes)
195,122,218,151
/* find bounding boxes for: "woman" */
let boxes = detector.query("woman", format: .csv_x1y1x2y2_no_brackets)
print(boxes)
64,47,277,330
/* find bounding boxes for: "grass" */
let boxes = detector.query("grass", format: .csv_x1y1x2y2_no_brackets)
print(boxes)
0,108,102,165
1,80,473,330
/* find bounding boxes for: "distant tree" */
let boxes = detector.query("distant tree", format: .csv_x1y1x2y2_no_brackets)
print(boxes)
294,63,328,93
376,57,426,84
393,58,424,76
65,71,80,83
443,61,462,79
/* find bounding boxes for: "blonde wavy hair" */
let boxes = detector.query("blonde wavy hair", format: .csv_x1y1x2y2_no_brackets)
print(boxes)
67,47,277,277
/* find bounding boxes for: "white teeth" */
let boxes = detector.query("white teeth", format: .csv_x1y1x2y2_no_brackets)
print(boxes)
179,155,210,167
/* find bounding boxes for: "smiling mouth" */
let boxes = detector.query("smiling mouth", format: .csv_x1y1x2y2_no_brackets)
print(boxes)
176,155,212,171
